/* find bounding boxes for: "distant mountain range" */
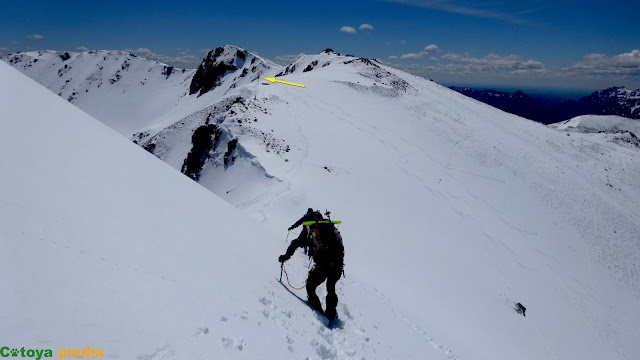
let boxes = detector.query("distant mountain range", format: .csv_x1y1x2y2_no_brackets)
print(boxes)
450,86,640,124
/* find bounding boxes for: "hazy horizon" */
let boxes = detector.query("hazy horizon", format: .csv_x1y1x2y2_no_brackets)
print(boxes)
1,0,638,91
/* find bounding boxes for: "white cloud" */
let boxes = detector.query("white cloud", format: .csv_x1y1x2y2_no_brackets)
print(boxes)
424,44,439,52
126,48,153,56
564,50,640,77
359,24,374,30
387,0,531,25
389,45,439,60
385,50,640,89
387,51,546,84
273,53,306,66
401,40,407,44
340,26,357,34
440,52,544,72
583,53,608,60
11,41,19,45
400,52,428,59
26,34,44,40
77,46,89,52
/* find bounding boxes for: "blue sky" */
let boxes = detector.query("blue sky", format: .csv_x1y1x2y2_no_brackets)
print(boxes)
1,0,639,91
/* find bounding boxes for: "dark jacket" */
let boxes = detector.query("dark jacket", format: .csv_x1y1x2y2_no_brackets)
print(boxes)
290,211,323,230
283,222,344,268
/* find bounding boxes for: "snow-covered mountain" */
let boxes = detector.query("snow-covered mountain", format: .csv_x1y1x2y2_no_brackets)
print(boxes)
3,61,416,359
2,45,276,136
3,45,640,360
275,48,374,76
550,114,640,134
190,46,276,97
450,87,545,122
549,115,640,148
575,86,640,119
4,49,194,135
451,86,640,124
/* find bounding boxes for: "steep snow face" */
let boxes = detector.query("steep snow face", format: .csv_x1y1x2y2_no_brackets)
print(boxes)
0,60,281,358
3,50,195,135
3,46,640,360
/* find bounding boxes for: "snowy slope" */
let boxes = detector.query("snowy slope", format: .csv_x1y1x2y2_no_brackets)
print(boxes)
549,115,640,149
550,114,640,135
3,45,640,360
0,60,461,360
275,48,357,76
216,60,640,359
3,49,194,135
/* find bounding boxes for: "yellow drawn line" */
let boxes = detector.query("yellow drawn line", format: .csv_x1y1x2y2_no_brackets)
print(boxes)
263,77,305,88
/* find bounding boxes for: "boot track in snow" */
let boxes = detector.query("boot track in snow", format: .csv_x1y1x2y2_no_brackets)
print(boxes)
278,279,345,329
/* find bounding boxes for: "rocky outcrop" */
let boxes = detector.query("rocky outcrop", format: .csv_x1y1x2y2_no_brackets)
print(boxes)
182,124,223,180
189,48,238,97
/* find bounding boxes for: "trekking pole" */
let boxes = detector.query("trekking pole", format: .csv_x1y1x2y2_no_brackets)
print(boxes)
280,263,283,282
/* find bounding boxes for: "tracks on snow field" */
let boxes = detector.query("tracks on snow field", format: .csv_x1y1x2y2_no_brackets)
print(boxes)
254,267,461,360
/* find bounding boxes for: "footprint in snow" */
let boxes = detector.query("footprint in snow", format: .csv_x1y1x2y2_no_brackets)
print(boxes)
285,335,295,352
259,296,272,306
340,303,354,320
137,345,174,360
311,339,338,360
221,337,245,351
232,310,248,320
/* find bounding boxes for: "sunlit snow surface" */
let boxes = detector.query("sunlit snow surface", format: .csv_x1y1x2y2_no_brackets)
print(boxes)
550,114,640,135
2,48,640,360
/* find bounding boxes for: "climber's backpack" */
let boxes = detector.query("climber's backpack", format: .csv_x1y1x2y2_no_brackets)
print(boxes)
303,220,344,266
